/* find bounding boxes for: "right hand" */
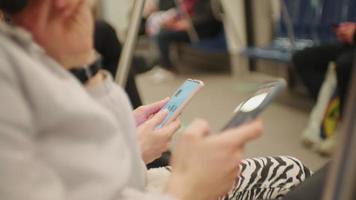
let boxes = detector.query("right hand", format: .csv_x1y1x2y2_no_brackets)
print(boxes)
335,22,356,45
166,119,263,200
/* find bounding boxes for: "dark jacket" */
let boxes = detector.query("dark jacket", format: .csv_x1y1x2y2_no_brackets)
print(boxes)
190,0,223,38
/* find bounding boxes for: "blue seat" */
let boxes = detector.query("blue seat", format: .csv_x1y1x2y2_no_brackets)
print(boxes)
346,0,356,21
241,0,352,64
242,0,319,64
317,0,343,42
190,31,228,53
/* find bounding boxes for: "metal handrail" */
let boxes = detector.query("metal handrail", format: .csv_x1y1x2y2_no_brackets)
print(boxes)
280,0,296,50
115,0,146,87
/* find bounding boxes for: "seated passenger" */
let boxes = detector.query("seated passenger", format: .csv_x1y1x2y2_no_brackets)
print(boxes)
146,0,223,72
0,1,311,200
293,22,355,111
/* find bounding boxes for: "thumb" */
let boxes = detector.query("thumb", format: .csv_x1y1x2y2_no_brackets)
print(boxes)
148,109,169,128
143,97,170,116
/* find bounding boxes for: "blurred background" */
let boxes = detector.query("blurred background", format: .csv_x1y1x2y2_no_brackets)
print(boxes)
93,0,356,171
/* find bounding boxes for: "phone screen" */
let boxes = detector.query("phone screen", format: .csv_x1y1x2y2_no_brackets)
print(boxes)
157,80,202,128
222,79,286,131
237,92,269,112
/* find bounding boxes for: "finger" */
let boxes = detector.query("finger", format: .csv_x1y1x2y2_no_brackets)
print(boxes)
159,119,181,138
184,119,211,140
147,109,169,127
218,119,263,149
143,97,170,116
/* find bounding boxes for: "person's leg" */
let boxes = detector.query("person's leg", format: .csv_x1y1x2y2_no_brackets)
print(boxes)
155,29,190,70
292,43,354,99
146,156,311,199
225,156,312,200
335,50,355,115
275,164,329,200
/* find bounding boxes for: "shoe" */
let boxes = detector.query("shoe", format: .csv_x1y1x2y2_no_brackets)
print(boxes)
149,66,175,83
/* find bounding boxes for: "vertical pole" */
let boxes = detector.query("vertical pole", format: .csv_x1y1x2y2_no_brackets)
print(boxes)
115,0,146,87
322,61,356,200
244,0,256,71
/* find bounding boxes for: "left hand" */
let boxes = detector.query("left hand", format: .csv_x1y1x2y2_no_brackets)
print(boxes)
138,109,181,164
42,0,96,68
336,22,356,45
133,97,170,126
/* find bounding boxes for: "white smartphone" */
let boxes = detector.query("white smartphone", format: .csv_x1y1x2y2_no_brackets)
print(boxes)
157,79,204,129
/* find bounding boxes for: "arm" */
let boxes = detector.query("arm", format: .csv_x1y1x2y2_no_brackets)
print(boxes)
0,46,175,200
0,59,65,200
86,72,180,164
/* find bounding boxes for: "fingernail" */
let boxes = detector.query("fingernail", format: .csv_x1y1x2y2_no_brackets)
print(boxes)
162,108,169,113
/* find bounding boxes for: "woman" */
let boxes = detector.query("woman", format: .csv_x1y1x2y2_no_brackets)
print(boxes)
0,1,310,200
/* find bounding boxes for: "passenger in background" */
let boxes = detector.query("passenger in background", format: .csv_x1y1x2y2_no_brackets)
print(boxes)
293,22,355,112
146,0,223,76
140,0,176,35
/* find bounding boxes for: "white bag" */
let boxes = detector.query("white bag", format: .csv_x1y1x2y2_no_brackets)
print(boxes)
302,62,340,155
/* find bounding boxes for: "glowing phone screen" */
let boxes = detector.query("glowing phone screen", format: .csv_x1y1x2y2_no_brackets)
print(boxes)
157,80,201,128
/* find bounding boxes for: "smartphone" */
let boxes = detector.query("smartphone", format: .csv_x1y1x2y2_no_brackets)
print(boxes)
221,79,286,131
157,79,204,129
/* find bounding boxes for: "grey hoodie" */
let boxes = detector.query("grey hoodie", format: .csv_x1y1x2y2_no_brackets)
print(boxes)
0,23,173,200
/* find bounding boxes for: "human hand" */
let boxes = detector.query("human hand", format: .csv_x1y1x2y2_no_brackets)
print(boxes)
137,109,181,164
162,17,178,29
133,97,170,126
166,119,263,200
39,0,96,68
336,22,356,45
171,19,191,31
163,18,191,31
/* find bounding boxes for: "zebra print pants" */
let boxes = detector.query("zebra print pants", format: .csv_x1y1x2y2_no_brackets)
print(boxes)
223,156,312,200
147,156,312,200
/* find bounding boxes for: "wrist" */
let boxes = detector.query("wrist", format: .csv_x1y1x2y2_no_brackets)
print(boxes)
165,174,196,200
85,70,106,87
68,53,103,85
